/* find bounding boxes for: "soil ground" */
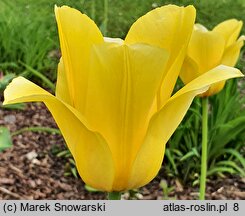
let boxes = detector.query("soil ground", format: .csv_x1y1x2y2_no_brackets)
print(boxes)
0,103,244,200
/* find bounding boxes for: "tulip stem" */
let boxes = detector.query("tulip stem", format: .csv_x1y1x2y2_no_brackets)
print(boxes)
200,97,208,200
108,192,121,200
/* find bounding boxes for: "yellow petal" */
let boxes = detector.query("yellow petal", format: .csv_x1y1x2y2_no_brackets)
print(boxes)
179,56,200,84
55,58,72,105
187,30,225,74
125,5,196,106
55,5,103,111
213,19,243,47
194,23,208,32
3,77,114,191
222,35,245,67
88,43,169,190
81,42,169,191
199,81,226,97
128,65,243,189
104,37,124,45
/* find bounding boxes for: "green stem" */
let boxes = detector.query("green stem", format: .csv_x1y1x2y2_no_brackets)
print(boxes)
108,192,121,200
12,127,61,136
200,97,208,200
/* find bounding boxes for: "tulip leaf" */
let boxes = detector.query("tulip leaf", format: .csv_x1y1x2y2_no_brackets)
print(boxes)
180,148,199,161
0,73,15,92
165,149,178,175
2,103,26,110
0,127,13,152
209,116,245,159
216,161,245,177
19,61,55,92
71,167,78,179
84,184,100,192
207,166,236,177
218,149,245,169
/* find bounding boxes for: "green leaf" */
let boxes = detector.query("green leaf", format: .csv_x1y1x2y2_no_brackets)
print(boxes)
19,61,55,92
0,127,13,152
172,149,183,157
216,161,245,177
180,148,199,161
71,167,78,178
159,179,167,188
188,107,202,119
165,149,178,175
2,103,26,110
207,166,236,176
0,73,15,91
192,179,199,187
220,149,245,169
56,150,70,157
209,116,245,159
68,158,76,166
84,184,100,192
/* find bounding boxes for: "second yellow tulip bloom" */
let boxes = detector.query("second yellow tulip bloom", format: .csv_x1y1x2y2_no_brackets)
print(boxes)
180,19,244,97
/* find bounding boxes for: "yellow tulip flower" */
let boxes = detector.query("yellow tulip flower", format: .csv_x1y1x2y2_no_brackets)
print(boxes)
180,19,244,97
3,5,243,192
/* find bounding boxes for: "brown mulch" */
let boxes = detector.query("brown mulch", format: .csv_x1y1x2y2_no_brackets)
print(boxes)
0,103,244,200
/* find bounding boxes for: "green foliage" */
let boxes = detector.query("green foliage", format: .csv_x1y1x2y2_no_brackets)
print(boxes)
0,73,26,110
166,79,245,185
0,73,24,111
208,80,245,178
0,0,244,88
160,179,175,200
84,184,100,192
0,127,13,152
54,148,78,178
0,0,57,86
0,73,15,92
2,103,26,111
12,126,61,136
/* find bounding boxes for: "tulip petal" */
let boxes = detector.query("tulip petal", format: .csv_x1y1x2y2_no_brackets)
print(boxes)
194,23,208,32
213,19,243,47
3,77,114,191
55,58,72,105
222,35,245,67
82,43,169,191
199,80,226,97
179,56,200,84
125,5,196,106
104,37,124,45
55,6,104,110
187,30,225,73
128,65,243,189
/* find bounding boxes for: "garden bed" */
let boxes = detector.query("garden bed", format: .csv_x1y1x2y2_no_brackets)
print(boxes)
0,103,244,200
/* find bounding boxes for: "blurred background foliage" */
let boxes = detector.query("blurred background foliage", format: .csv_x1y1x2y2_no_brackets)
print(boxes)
0,0,245,84
0,0,244,187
